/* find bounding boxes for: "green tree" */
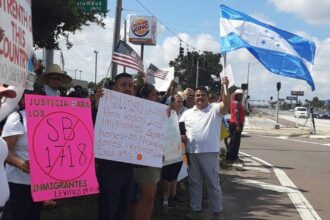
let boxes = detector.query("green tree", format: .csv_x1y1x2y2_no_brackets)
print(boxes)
32,0,106,49
310,96,325,108
169,51,223,94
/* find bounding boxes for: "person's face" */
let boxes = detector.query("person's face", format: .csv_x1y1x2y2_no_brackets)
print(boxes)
173,96,183,112
186,91,195,107
235,94,243,101
194,90,208,109
47,74,62,89
114,77,134,95
146,89,159,102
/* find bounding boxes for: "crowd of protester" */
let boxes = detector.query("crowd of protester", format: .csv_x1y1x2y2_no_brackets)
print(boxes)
0,62,247,220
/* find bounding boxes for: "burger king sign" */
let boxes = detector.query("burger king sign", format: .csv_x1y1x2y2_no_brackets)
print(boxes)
129,16,157,45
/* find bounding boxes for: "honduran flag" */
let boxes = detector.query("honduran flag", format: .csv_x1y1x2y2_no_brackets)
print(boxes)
219,5,316,91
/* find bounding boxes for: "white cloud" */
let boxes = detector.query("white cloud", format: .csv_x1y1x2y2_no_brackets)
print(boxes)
268,0,330,25
49,17,115,82
36,14,330,101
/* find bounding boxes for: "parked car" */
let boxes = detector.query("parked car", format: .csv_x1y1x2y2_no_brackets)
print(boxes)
294,107,308,118
315,111,329,119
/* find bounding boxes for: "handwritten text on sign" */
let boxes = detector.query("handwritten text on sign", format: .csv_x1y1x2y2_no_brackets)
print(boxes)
163,111,182,166
94,89,168,168
0,0,33,87
26,95,99,201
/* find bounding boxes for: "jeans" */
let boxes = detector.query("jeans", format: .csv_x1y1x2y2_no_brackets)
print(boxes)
97,159,133,220
226,123,243,161
188,153,223,212
8,182,42,220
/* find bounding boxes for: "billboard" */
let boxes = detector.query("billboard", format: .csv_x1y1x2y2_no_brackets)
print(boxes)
291,91,304,96
129,16,157,45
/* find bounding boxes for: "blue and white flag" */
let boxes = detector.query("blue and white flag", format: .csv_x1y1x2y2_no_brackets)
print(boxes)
219,5,316,91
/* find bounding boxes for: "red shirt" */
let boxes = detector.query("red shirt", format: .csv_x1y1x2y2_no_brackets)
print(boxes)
230,100,245,124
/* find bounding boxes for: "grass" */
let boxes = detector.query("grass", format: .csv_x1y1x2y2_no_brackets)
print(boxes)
42,154,227,219
41,181,191,220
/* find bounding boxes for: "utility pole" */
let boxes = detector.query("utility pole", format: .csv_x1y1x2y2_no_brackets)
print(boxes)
94,50,99,84
111,0,123,80
275,82,281,129
123,19,127,73
44,48,54,72
247,63,250,94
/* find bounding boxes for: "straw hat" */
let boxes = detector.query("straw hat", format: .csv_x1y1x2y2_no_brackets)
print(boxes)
0,84,17,98
39,64,72,84
177,91,187,101
231,89,244,100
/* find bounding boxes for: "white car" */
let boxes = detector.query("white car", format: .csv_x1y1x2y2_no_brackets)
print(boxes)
294,107,308,118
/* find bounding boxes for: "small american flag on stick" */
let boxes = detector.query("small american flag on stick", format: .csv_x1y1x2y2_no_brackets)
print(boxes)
112,40,144,72
146,63,168,80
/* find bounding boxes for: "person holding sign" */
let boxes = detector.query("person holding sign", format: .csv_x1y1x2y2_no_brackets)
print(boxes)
162,94,186,209
132,83,162,220
39,64,72,97
179,78,230,220
0,84,16,219
2,90,44,220
97,73,135,220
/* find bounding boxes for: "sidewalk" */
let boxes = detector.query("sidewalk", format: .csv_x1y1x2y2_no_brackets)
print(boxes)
218,153,301,220
244,115,330,139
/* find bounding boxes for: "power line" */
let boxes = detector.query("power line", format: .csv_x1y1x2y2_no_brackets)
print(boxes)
135,0,201,52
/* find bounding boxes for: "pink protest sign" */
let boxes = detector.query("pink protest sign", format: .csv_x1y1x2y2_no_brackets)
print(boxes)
25,95,99,201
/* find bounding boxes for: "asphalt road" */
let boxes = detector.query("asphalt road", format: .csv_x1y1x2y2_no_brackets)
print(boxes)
256,108,330,133
240,134,330,220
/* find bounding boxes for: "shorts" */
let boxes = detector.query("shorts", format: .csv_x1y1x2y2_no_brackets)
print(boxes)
133,167,161,184
162,161,183,182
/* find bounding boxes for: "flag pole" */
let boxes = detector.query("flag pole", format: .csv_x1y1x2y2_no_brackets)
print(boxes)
103,62,113,88
223,53,228,95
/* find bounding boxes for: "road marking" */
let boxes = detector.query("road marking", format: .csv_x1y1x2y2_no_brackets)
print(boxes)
322,143,330,146
231,178,297,193
239,156,270,173
259,135,326,146
240,152,321,220
277,136,289,139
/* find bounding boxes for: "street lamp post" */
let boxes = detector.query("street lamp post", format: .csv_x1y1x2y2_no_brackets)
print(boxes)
195,56,199,88
94,50,99,84
79,70,82,80
75,69,78,80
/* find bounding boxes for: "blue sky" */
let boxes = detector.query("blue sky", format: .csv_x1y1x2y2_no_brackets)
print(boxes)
50,0,330,101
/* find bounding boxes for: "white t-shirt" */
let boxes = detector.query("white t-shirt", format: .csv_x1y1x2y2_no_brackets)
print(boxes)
0,138,9,207
179,103,222,153
2,110,30,185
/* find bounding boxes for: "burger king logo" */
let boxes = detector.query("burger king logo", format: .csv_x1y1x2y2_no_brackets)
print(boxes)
132,18,149,37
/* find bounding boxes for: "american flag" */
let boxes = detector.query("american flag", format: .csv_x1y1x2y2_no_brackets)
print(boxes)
112,40,144,73
146,63,168,80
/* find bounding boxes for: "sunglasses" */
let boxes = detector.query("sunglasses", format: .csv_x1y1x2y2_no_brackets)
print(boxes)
51,77,62,81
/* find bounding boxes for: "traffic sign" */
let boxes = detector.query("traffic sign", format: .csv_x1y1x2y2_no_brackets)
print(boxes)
286,96,298,101
77,0,107,13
